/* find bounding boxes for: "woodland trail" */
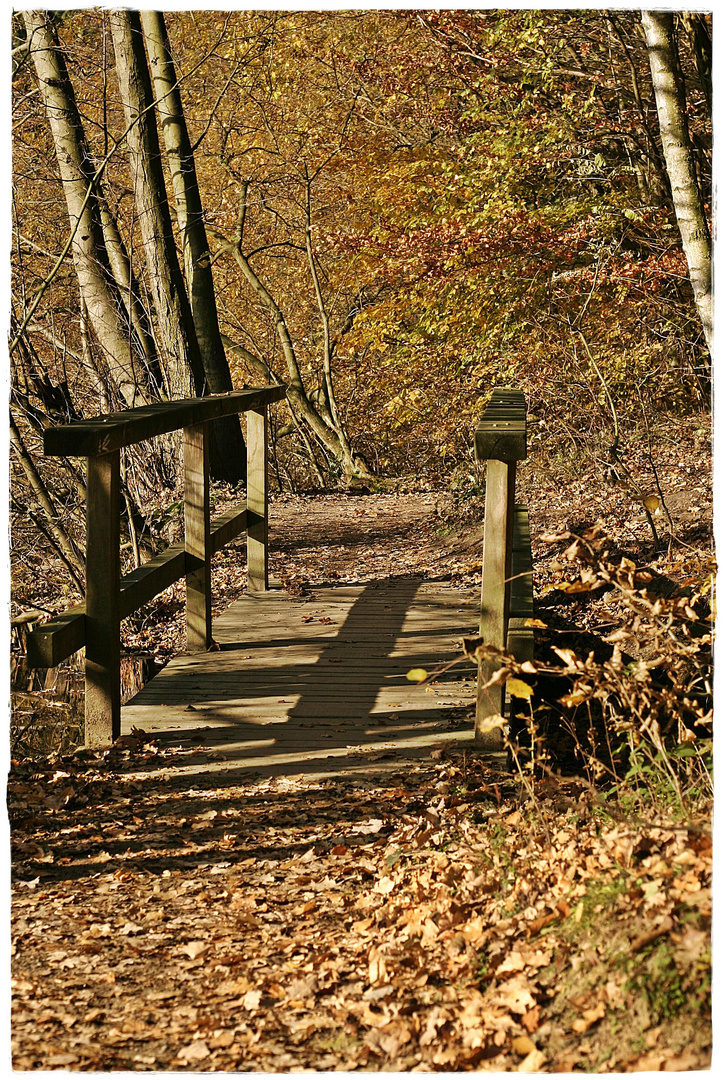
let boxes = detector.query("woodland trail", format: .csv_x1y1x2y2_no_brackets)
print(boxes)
10,484,713,1071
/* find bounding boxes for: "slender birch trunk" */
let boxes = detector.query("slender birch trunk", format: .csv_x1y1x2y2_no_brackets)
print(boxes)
22,10,152,408
109,10,204,401
139,10,246,483
641,11,712,355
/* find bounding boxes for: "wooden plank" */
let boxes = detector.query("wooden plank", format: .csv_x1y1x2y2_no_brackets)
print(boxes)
210,506,248,555
476,457,516,750
184,423,211,651
119,543,186,619
26,503,251,669
474,388,527,462
44,386,286,459
507,505,535,671
84,451,121,747
121,581,482,773
246,407,268,592
26,607,85,669
509,506,533,621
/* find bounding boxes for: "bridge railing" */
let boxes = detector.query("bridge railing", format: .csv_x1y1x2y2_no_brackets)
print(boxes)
27,386,286,748
474,388,533,750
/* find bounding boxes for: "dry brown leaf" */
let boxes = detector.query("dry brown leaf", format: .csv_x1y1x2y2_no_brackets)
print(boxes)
572,1000,606,1033
209,1030,235,1049
521,1005,541,1033
518,1047,547,1072
630,915,674,953
512,1035,536,1056
368,946,388,985
181,941,209,959
242,989,262,1010
177,1040,210,1063
497,950,526,975
495,975,536,1015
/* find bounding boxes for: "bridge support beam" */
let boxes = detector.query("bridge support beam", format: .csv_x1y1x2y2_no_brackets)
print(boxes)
246,406,269,593
476,458,515,750
85,450,121,747
184,422,212,651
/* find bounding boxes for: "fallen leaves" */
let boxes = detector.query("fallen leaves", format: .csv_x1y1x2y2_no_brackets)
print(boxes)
10,749,712,1072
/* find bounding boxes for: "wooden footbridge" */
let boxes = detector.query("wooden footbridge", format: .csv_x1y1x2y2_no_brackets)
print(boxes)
27,387,533,776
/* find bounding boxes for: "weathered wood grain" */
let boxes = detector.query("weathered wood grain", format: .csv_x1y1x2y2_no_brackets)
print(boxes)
476,458,516,749
122,580,481,776
184,423,212,651
473,388,533,752
27,500,248,668
84,451,120,746
246,407,268,592
44,386,286,458
474,388,527,462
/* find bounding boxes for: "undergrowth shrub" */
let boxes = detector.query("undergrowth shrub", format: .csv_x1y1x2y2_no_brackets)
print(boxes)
473,524,713,819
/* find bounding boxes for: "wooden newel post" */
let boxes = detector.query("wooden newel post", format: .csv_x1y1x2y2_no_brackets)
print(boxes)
246,406,268,593
474,389,528,752
476,459,516,748
184,422,212,651
85,450,121,747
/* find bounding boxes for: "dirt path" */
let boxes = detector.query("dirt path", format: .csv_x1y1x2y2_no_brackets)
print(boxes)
9,748,711,1072
10,484,712,1071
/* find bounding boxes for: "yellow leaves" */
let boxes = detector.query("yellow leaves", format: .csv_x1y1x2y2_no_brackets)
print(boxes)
406,668,428,683
383,388,427,426
506,678,533,700
477,713,506,734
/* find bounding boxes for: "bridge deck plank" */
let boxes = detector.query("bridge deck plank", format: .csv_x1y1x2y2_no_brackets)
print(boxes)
121,579,483,778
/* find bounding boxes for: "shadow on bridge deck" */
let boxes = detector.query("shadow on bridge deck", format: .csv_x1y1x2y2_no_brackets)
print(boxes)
122,576,481,781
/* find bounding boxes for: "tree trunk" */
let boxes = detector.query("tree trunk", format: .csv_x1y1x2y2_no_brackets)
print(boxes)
10,410,85,587
681,13,712,114
109,10,204,402
97,192,165,398
22,10,153,409
131,10,247,483
210,186,372,482
641,11,712,355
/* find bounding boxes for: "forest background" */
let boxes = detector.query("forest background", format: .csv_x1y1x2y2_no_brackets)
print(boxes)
7,5,714,768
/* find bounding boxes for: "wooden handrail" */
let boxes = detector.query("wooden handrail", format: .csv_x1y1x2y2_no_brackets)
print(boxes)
27,385,286,748
474,388,533,751
43,387,284,457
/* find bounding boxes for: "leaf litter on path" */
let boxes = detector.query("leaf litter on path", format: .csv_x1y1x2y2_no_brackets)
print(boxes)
11,461,713,1071
10,748,711,1071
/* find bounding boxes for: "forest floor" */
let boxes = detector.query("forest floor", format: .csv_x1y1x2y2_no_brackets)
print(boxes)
9,417,713,1071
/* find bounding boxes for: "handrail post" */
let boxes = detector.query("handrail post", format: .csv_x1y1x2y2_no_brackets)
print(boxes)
184,421,212,650
246,405,268,592
85,449,120,746
476,458,516,747
474,388,528,751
